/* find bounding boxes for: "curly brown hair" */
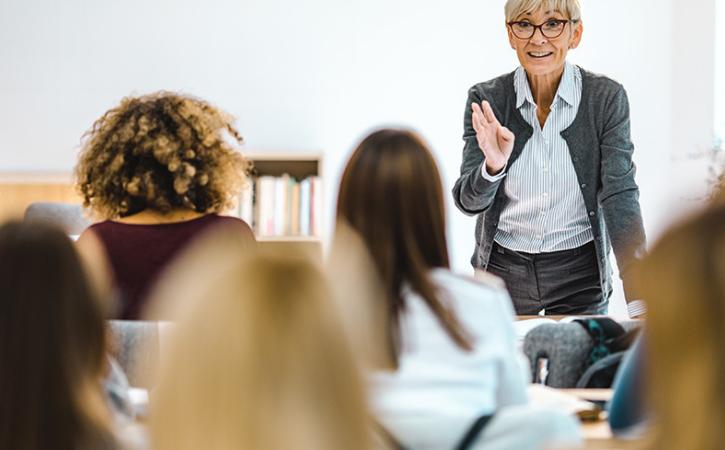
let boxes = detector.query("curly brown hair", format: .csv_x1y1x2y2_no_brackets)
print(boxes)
75,92,251,219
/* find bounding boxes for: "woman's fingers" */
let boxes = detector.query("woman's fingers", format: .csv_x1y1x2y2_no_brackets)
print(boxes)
500,125,514,143
481,100,500,125
471,103,484,132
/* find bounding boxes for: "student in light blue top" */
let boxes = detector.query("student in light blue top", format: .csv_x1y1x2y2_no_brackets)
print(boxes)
452,0,647,317
608,336,648,437
337,128,581,450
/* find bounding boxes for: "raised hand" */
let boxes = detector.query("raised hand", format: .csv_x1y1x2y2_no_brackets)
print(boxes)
471,100,515,175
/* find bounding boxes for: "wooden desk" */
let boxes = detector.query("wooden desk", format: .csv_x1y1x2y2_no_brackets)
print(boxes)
561,388,613,404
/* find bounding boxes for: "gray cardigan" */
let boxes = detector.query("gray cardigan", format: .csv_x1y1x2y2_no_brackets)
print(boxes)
452,67,646,302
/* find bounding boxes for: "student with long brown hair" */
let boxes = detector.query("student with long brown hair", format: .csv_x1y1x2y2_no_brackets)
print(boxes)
336,129,580,449
149,237,372,450
0,222,119,450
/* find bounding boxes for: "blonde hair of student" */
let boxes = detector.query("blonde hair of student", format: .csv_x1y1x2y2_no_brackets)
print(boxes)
641,199,725,450
150,250,372,450
504,0,581,22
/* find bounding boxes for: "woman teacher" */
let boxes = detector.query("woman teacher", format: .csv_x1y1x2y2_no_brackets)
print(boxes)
452,0,646,317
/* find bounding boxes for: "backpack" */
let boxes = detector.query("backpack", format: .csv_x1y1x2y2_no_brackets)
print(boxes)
573,318,640,388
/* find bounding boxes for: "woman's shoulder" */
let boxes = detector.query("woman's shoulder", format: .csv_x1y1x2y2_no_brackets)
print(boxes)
428,269,517,338
467,70,517,99
578,66,627,99
429,269,512,316
207,214,255,239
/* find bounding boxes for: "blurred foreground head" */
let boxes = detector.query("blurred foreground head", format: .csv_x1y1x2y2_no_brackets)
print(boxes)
150,243,371,450
0,221,115,450
643,195,725,449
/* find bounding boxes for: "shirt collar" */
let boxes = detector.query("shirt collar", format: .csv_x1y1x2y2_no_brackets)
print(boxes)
514,66,534,109
514,61,577,109
555,62,577,107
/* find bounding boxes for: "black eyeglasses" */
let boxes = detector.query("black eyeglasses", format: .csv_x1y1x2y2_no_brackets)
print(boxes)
507,19,577,39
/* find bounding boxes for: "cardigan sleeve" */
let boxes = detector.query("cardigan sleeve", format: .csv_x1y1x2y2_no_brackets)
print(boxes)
598,85,647,301
452,86,505,216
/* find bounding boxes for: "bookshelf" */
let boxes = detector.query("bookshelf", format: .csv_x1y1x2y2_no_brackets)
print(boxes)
0,152,324,257
239,152,324,244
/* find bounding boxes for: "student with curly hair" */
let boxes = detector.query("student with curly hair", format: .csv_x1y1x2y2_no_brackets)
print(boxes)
75,92,255,320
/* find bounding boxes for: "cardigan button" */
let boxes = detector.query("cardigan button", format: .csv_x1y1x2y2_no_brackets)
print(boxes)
589,211,595,217
581,183,587,188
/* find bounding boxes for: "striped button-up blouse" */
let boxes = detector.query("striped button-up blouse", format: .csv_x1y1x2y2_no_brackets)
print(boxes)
482,61,593,253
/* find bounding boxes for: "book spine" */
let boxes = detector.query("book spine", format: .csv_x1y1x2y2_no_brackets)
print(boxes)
311,176,323,237
274,175,288,236
239,184,254,227
300,178,311,236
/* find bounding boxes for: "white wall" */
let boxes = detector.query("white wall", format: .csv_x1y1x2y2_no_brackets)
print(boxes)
0,0,717,315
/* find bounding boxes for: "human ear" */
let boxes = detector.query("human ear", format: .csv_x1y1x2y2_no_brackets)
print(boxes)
569,20,583,49
507,25,517,50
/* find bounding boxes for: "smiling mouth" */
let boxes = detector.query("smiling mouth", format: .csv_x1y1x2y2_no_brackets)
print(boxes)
528,51,553,58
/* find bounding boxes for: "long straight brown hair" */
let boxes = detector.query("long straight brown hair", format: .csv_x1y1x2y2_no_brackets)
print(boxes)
336,129,472,367
0,222,116,450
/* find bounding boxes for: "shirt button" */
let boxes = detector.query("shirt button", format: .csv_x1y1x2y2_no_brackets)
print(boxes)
543,167,549,173
536,235,542,240
542,192,549,197
540,211,546,215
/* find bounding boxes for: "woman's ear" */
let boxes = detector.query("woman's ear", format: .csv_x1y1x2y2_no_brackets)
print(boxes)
569,20,584,49
507,24,517,49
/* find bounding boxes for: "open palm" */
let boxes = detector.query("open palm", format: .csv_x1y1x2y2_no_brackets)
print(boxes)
471,100,515,174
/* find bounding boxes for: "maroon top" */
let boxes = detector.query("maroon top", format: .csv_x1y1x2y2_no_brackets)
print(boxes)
90,214,255,320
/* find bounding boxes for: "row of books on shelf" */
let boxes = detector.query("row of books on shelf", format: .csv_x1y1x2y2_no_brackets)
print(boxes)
235,175,322,238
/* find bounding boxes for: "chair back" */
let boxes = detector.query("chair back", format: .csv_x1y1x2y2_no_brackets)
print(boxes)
23,202,89,235
108,320,161,388
523,320,641,388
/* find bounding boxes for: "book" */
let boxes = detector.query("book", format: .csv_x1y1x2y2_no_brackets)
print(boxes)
238,184,253,226
274,175,288,236
257,176,277,236
290,181,300,235
311,176,323,237
300,178,311,236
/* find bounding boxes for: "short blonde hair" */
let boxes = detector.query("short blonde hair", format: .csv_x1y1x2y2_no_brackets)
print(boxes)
505,0,581,22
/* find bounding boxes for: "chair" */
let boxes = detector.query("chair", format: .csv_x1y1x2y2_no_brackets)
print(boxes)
108,320,162,388
522,320,640,388
23,202,90,235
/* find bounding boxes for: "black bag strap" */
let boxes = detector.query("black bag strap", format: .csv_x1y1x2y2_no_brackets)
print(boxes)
455,414,495,450
375,414,494,450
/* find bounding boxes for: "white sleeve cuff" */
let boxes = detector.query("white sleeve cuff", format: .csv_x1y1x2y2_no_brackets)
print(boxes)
627,299,647,318
481,159,507,181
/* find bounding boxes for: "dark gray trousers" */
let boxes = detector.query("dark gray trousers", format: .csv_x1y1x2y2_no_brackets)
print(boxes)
486,241,609,316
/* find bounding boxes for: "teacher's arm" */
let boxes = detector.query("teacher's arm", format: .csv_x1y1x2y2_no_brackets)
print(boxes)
452,88,513,216
599,85,647,302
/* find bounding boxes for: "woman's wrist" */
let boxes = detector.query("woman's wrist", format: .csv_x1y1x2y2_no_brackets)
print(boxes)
485,160,505,175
